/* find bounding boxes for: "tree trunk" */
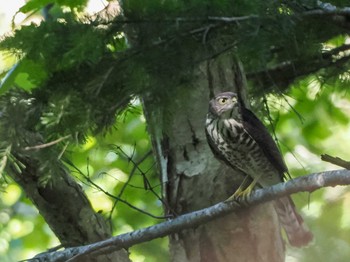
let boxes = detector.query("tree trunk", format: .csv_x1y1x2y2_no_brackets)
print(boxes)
144,55,285,262
9,155,130,262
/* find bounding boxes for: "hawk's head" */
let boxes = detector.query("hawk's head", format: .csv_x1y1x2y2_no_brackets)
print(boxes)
209,92,241,119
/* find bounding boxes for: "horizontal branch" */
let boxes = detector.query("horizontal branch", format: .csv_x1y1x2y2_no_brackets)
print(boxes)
247,44,350,91
30,169,350,262
104,5,350,25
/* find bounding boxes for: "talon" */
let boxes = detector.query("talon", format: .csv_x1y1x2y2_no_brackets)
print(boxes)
225,174,262,202
225,193,240,202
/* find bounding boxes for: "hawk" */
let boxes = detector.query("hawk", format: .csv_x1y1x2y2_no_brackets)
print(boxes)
205,91,313,247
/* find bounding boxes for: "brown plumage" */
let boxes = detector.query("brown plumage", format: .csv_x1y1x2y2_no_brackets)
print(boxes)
205,92,313,247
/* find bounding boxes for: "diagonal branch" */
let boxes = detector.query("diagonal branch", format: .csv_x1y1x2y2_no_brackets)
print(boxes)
66,160,168,220
29,169,350,262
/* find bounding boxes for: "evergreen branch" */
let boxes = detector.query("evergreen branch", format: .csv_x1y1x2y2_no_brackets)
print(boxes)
206,7,350,21
247,44,350,90
105,7,350,93
29,169,350,262
0,145,11,179
103,15,257,25
102,5,350,25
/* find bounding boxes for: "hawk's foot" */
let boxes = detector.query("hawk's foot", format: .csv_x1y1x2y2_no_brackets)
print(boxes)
224,174,262,203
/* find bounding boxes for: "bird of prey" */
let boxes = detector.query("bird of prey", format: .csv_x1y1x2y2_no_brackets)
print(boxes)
205,91,313,247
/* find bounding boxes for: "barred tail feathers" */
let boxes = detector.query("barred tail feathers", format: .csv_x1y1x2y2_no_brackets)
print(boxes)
275,196,313,247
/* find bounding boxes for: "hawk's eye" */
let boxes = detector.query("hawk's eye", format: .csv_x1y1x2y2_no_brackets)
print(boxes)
231,96,237,103
218,97,228,104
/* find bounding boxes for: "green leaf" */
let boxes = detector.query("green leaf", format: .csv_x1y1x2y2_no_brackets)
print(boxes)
0,59,48,94
19,0,88,13
19,0,52,13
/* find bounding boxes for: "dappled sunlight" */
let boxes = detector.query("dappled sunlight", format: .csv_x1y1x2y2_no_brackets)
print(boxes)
130,253,146,262
89,190,114,211
301,200,322,219
324,186,347,202
80,136,97,151
341,192,350,229
108,168,129,183
265,78,350,261
116,223,134,235
285,145,330,173
0,0,24,34
105,151,119,163
1,184,21,206
8,219,34,238
85,0,108,15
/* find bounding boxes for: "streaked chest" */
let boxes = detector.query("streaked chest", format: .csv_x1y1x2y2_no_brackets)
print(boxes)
206,117,276,181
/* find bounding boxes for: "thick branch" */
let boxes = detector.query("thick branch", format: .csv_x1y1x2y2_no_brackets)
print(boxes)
247,45,350,91
31,169,350,262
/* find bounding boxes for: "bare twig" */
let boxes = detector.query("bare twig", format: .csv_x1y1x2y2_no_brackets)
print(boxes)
29,169,350,262
109,149,153,219
302,7,350,17
321,154,350,169
23,135,71,151
112,145,171,211
207,15,258,22
67,161,168,220
85,174,169,220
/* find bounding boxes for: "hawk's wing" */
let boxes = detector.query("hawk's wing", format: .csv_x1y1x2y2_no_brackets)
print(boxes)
241,107,288,180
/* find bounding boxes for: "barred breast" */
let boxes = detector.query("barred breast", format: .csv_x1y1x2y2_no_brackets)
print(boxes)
205,116,281,187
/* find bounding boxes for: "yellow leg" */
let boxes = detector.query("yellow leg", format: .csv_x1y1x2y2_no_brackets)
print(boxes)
225,173,262,202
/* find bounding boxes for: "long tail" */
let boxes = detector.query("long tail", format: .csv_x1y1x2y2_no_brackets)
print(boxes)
274,196,313,247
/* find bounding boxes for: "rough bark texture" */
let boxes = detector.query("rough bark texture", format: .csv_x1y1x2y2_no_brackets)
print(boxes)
10,156,130,262
145,56,285,262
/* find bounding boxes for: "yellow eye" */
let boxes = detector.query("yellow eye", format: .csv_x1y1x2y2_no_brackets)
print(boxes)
218,97,228,104
231,96,237,103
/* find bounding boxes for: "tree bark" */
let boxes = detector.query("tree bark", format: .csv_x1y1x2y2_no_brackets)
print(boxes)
9,155,130,262
144,55,285,261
